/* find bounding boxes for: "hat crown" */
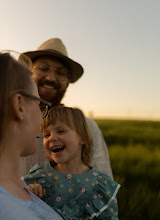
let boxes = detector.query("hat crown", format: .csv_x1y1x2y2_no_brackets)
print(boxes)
38,38,68,57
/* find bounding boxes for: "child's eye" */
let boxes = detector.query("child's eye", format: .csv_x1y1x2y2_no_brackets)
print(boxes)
57,130,65,134
43,133,50,138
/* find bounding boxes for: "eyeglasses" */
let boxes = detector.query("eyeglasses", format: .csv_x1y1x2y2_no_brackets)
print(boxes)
18,91,52,118
33,63,71,81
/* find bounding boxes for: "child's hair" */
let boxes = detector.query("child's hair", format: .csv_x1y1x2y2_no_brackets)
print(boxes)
41,106,92,165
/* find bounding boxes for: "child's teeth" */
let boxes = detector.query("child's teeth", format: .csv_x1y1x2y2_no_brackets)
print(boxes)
51,146,65,152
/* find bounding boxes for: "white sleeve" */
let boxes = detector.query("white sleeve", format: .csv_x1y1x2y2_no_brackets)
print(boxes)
86,117,113,179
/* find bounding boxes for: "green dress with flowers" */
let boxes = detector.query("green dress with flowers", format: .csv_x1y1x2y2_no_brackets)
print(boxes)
24,161,120,220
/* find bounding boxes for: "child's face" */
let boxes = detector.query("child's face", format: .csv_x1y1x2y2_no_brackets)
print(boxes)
42,120,84,166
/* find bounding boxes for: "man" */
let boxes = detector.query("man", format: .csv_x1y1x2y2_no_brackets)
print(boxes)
20,38,113,179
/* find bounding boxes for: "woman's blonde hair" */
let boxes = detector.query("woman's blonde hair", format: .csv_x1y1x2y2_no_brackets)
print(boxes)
0,52,33,151
41,106,92,165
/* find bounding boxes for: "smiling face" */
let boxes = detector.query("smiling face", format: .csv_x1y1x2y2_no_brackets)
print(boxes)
42,120,84,166
32,56,70,106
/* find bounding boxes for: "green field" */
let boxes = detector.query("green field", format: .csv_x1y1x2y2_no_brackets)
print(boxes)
95,119,160,220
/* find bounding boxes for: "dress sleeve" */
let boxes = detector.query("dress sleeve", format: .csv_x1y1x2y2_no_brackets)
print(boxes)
24,162,47,186
82,172,120,219
86,117,113,179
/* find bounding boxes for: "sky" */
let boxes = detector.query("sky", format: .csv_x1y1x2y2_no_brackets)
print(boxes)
0,0,160,120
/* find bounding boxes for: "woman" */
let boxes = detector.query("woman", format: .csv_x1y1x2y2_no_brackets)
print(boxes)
0,52,63,220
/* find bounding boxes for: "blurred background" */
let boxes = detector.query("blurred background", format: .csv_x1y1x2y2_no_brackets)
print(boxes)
0,0,160,120
0,0,159,219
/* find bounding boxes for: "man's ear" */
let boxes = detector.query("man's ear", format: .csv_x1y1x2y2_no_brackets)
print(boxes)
66,81,70,87
11,94,25,120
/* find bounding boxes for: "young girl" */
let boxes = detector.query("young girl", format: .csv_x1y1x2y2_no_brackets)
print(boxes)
24,106,120,219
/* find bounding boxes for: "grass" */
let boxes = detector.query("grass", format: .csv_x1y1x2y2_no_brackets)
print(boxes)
95,119,160,220
95,119,160,148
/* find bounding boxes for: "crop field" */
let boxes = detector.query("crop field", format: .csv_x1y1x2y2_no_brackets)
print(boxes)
95,119,160,220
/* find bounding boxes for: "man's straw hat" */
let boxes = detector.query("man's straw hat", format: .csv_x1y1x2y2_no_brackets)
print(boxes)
23,38,83,83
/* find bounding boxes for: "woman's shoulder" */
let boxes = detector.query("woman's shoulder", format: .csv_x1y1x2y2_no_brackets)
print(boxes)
0,187,40,220
0,186,63,220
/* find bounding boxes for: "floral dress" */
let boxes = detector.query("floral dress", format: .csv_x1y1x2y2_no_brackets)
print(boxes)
24,162,120,220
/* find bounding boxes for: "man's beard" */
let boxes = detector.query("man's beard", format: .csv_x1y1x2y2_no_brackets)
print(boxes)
49,89,66,107
37,79,67,107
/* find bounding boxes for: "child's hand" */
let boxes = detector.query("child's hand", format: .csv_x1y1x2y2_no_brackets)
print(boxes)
26,183,46,198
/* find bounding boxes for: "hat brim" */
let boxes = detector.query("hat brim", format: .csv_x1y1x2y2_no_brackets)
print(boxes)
22,49,83,83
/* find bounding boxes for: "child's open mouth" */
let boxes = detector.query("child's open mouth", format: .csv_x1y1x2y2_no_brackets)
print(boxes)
51,146,65,153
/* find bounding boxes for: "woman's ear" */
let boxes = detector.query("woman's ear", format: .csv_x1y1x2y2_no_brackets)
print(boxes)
11,94,25,120
80,139,85,145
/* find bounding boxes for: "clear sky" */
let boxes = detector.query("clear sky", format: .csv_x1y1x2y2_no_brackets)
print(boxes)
0,0,160,120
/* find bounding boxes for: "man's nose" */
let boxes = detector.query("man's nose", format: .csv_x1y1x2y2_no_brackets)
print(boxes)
45,69,57,81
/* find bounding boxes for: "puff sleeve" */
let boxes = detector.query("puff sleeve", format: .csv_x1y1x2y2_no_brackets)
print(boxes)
24,162,48,188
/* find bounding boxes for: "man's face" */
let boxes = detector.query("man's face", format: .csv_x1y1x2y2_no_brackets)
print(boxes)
32,56,70,106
